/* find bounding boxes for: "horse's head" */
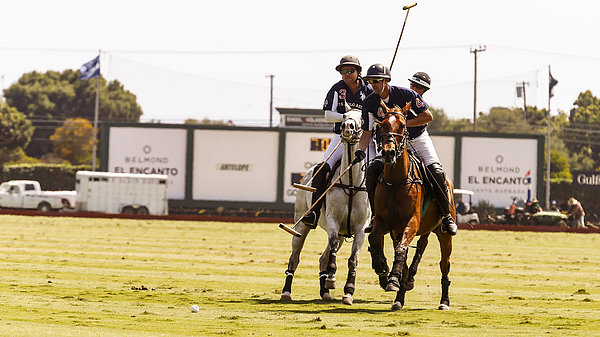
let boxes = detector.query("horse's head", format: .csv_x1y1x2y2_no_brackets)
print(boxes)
377,112,407,164
341,109,363,145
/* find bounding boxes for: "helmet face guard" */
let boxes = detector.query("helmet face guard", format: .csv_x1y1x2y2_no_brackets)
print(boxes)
336,55,362,72
365,63,391,80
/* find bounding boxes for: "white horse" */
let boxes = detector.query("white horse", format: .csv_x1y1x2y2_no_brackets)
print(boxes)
281,110,371,305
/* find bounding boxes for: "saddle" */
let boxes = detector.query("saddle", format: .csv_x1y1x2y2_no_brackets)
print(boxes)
376,150,436,209
410,150,435,199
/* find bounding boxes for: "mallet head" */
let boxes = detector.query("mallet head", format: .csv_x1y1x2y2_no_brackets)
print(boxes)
403,3,417,10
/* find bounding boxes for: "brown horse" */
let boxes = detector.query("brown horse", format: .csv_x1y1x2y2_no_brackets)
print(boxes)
368,106,454,311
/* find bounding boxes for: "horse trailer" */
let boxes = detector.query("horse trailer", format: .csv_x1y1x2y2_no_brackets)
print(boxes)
75,171,168,215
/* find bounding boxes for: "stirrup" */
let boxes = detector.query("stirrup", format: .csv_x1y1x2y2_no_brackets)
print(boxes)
301,211,318,229
441,215,457,236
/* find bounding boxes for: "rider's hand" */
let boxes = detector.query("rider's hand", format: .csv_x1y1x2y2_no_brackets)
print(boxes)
354,149,366,162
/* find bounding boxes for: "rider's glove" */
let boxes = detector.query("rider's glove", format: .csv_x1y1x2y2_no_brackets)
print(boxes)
353,149,366,164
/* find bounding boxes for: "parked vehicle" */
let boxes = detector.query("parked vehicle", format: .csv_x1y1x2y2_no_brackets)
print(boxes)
502,196,531,225
74,171,168,215
0,180,76,212
453,189,480,225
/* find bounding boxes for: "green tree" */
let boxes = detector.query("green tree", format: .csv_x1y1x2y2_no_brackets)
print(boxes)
427,107,474,132
476,107,532,133
549,150,571,180
3,70,143,158
49,118,95,165
184,118,230,125
567,90,600,168
0,102,35,150
0,102,37,164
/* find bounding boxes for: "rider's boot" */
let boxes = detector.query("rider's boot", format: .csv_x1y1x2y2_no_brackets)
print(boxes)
364,160,384,233
428,163,458,236
301,163,330,229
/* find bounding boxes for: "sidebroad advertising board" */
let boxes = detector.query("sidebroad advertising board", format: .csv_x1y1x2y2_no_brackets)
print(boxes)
107,127,187,199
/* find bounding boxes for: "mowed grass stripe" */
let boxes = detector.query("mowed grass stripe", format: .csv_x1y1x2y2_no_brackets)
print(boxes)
0,215,599,336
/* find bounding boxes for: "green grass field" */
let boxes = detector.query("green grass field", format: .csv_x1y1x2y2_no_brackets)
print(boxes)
0,214,599,336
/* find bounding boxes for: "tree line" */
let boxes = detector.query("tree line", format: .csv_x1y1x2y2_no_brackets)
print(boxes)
1,69,600,179
428,90,600,180
1,69,142,165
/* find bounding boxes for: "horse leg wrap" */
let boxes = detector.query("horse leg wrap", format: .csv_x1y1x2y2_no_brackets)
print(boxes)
368,246,388,276
327,237,339,275
390,246,408,280
344,269,356,295
319,271,329,297
282,270,294,294
407,247,425,291
393,281,407,308
441,276,451,307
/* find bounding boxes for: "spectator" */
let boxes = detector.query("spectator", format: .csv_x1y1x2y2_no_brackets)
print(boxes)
566,198,586,228
456,198,468,215
550,200,560,212
528,198,542,214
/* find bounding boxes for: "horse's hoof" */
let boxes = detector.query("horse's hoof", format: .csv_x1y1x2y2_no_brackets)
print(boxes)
438,304,450,311
405,280,415,291
391,301,403,311
385,276,400,292
325,277,337,289
342,294,353,305
280,292,292,301
321,292,334,301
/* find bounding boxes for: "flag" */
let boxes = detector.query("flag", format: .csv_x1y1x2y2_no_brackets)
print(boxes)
80,56,100,80
549,68,558,98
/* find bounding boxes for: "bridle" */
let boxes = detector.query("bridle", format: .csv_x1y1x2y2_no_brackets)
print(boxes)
341,112,363,145
378,112,408,162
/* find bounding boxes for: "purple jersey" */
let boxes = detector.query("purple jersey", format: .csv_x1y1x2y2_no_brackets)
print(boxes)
323,78,373,134
361,86,429,139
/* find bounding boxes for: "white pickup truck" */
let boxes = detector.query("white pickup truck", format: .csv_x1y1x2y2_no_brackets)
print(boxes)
0,180,76,212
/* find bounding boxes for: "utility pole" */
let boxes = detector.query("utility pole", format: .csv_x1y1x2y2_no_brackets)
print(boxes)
516,81,529,120
266,74,274,127
470,45,486,131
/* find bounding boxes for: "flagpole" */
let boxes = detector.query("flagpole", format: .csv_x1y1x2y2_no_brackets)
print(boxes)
92,49,101,171
545,65,552,210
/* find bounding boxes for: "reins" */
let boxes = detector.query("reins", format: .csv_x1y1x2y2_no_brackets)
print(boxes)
378,112,422,189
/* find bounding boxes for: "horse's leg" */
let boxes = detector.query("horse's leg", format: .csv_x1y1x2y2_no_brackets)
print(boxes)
281,224,313,301
367,217,389,290
386,219,417,292
318,242,334,300
406,233,430,291
436,229,453,310
391,279,408,311
325,233,340,290
341,227,367,305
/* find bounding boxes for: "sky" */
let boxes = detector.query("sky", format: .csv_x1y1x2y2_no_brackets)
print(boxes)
1,0,600,126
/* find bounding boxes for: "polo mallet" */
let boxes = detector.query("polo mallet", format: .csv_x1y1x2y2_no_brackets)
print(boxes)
390,3,417,71
293,140,342,192
279,149,367,237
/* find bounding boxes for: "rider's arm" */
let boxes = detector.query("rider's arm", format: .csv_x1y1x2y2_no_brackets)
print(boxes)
325,110,344,122
324,91,344,122
358,130,372,151
406,108,433,127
